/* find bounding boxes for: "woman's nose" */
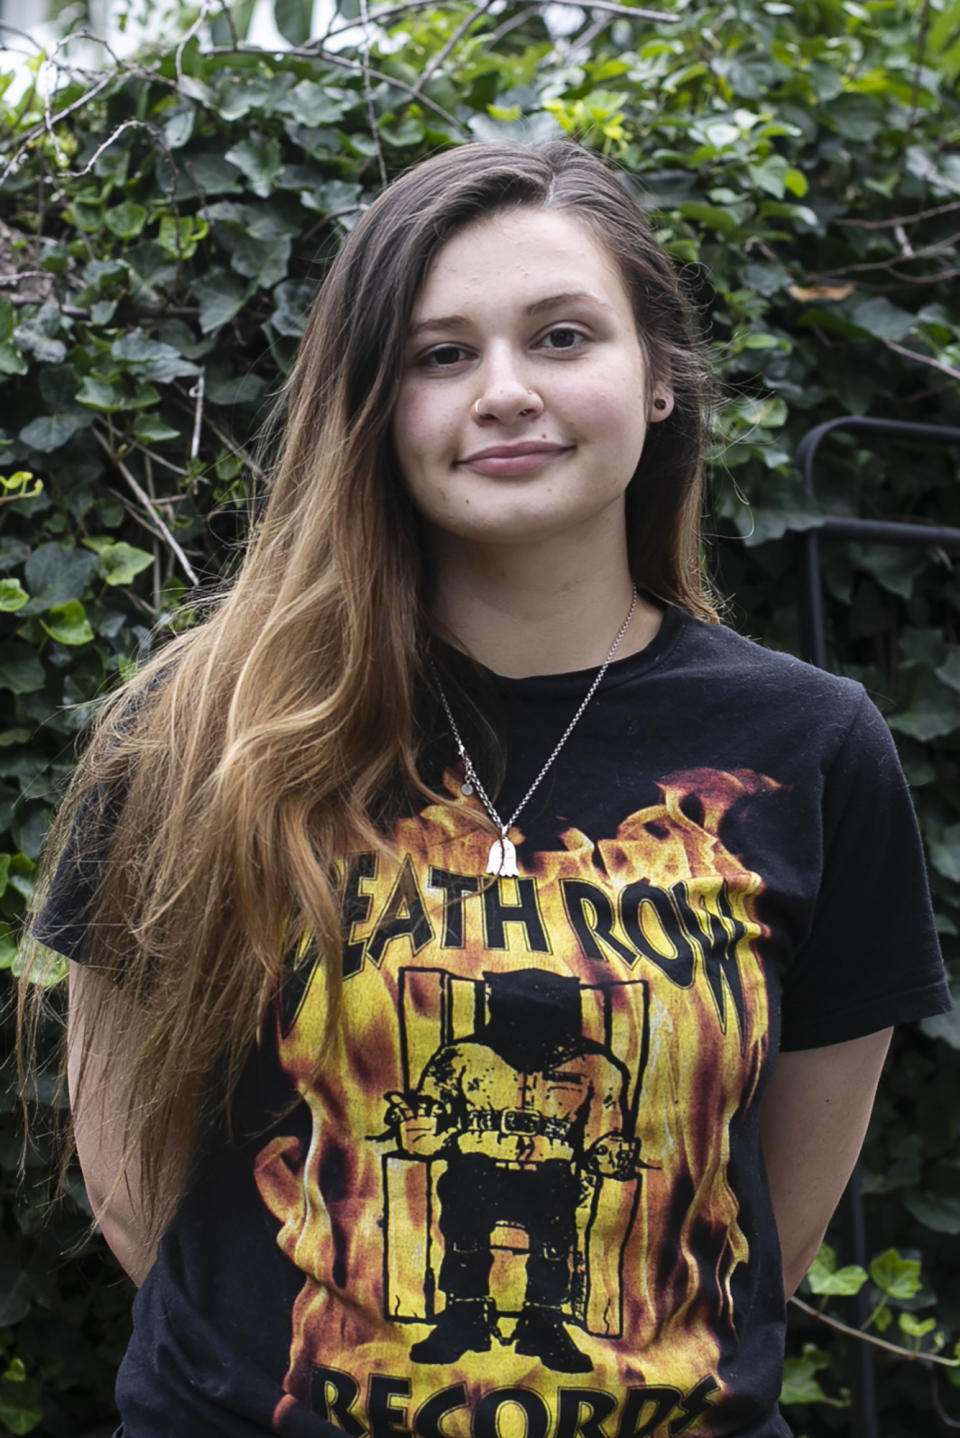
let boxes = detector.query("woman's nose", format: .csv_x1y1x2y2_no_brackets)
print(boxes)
471,353,544,424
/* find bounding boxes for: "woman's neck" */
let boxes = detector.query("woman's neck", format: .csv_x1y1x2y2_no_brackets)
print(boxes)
428,538,662,678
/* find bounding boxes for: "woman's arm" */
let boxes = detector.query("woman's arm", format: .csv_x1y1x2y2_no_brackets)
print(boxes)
67,959,160,1287
759,1028,892,1299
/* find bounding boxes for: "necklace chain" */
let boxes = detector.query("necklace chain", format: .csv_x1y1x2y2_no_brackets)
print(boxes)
431,586,638,874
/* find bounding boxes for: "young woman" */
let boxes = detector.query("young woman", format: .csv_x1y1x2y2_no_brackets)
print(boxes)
24,140,949,1437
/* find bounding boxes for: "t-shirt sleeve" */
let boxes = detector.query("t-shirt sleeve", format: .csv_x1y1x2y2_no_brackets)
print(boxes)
779,688,952,1050
31,787,120,966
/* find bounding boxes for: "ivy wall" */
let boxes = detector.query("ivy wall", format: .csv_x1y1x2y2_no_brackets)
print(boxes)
1,0,959,1432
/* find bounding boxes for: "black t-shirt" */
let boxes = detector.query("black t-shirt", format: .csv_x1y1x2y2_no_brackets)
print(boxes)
34,608,951,1438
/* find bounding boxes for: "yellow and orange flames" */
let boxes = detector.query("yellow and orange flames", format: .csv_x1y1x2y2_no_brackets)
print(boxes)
255,769,776,1435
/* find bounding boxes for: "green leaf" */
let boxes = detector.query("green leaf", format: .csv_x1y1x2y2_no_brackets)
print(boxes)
868,1248,922,1301
13,940,65,986
164,106,196,149
783,166,808,197
936,651,960,693
899,1312,936,1339
23,542,99,613
111,331,201,382
677,201,743,234
0,921,16,968
39,598,94,646
224,135,283,198
850,543,927,600
847,297,917,343
157,214,209,260
269,278,315,338
0,577,28,612
192,270,256,332
904,1192,960,1235
206,372,269,406
0,341,27,375
14,317,66,364
228,231,291,288
132,413,181,443
928,823,960,882
82,537,154,585
104,200,148,238
0,648,45,694
888,672,960,742
76,376,160,412
273,0,314,45
920,999,960,1050
18,412,89,451
826,92,883,141
749,156,789,198
780,1345,846,1408
279,78,352,126
0,1388,43,1433
806,1244,868,1296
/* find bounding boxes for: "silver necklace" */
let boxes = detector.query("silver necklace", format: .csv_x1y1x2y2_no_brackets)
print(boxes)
431,587,638,877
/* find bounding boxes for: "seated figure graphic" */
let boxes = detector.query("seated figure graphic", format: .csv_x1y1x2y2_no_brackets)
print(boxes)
385,967,648,1374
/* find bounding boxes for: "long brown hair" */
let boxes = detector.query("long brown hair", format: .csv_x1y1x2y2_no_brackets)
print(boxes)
18,139,717,1247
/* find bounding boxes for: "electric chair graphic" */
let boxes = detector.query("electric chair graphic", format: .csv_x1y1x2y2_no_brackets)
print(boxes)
381,965,652,1360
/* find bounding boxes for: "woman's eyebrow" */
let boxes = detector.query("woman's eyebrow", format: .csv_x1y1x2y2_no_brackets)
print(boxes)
407,290,609,341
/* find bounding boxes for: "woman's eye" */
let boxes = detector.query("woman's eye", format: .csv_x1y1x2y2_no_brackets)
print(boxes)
420,344,469,369
539,326,586,351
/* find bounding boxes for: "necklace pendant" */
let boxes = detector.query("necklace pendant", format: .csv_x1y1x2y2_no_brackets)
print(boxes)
486,832,518,878
461,780,474,797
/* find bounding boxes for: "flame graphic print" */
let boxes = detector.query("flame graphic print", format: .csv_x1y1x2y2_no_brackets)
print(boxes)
255,768,776,1437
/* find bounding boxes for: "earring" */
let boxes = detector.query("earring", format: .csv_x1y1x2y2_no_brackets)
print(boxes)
653,396,667,411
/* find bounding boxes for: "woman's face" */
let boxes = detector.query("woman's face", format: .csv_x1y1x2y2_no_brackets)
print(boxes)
391,206,672,557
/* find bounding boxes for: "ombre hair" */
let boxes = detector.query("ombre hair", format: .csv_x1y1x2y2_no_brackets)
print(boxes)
19,139,717,1246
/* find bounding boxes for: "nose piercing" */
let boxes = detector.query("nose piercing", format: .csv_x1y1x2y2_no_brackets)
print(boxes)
473,394,538,419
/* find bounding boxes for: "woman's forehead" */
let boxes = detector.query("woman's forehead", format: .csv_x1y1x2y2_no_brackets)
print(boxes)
409,207,630,323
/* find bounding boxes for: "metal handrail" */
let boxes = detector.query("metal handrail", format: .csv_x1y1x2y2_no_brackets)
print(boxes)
793,416,960,1438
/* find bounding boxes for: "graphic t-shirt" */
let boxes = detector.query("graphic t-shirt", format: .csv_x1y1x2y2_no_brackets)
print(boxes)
35,608,951,1438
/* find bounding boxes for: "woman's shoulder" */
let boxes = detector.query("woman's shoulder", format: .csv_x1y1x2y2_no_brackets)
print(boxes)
675,610,866,711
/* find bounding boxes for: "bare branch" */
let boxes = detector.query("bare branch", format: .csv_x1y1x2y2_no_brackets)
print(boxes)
0,71,114,187
94,428,199,586
322,0,453,40
126,439,191,479
894,0,932,192
835,199,960,228
483,9,538,45
218,1,241,48
894,223,915,258
809,231,960,279
884,340,960,384
929,1366,960,1430
206,42,469,134
171,387,271,487
790,1296,960,1369
51,119,178,193
322,0,680,42
175,0,215,83
189,374,205,463
142,450,164,614
419,1,493,89
358,0,389,186
0,19,46,51
0,271,51,285
548,0,682,19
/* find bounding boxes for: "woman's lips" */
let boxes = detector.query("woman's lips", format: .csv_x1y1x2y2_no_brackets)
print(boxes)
457,444,572,476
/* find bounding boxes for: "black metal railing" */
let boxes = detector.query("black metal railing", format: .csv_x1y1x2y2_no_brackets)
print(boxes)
794,416,960,1438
